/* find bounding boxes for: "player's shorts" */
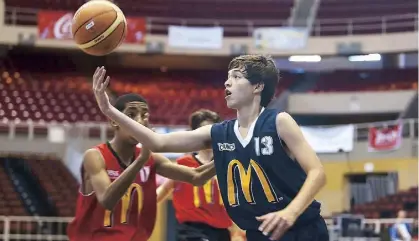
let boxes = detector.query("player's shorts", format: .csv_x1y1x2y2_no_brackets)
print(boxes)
246,216,329,241
177,222,231,241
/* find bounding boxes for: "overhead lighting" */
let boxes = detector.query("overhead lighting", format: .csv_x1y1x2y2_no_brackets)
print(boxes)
348,54,381,62
288,55,321,62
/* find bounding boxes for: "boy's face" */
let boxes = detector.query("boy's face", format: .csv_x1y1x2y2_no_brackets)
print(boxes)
115,101,149,144
224,68,260,109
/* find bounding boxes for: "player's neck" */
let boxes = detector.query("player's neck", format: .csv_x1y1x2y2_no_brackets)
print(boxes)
108,137,136,164
236,101,263,128
196,150,213,164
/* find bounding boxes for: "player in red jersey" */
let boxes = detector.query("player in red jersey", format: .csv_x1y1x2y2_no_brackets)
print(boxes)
67,91,216,241
157,109,234,241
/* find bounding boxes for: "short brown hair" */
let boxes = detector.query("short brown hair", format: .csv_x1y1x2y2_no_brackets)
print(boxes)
228,55,279,107
189,109,221,130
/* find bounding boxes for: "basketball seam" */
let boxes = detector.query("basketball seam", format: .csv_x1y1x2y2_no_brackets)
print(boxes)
85,21,125,50
73,9,117,42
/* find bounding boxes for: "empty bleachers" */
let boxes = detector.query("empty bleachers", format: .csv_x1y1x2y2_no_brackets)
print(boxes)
4,0,294,36
313,0,417,35
5,0,416,36
25,157,78,217
353,187,418,218
0,65,416,124
0,166,28,216
311,69,418,92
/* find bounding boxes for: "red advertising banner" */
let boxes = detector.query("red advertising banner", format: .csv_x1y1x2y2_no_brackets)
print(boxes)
37,11,146,44
368,123,402,152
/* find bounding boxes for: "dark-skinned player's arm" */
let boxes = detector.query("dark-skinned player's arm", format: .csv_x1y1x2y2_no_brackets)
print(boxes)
257,112,327,240
83,147,151,210
156,180,175,203
92,67,212,153
153,153,216,186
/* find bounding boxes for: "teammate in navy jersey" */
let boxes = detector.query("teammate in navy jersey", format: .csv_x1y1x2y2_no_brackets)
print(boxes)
92,55,329,241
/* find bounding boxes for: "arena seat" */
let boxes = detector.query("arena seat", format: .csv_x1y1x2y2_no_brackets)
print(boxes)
5,0,417,36
314,0,417,35
5,0,294,19
0,165,28,216
0,62,299,124
5,0,294,36
311,69,418,92
353,187,418,218
25,157,78,217
1,66,417,124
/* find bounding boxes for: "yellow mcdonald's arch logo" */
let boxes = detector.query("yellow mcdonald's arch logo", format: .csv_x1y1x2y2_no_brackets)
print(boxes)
193,178,223,207
227,159,278,206
104,183,143,227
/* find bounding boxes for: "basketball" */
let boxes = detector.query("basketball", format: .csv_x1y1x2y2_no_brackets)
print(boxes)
72,0,127,56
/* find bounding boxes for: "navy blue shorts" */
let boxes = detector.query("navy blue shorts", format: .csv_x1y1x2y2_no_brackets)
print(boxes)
177,222,231,241
246,217,329,241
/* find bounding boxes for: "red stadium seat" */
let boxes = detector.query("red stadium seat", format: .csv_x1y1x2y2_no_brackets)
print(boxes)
0,166,29,216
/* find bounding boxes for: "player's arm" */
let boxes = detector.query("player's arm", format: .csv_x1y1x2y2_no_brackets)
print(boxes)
111,110,212,153
276,112,326,216
83,147,151,210
93,67,213,153
156,180,175,203
153,153,216,186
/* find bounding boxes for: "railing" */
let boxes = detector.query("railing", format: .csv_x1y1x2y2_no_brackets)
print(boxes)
0,118,416,143
0,216,72,241
0,216,415,241
312,13,418,36
4,7,418,36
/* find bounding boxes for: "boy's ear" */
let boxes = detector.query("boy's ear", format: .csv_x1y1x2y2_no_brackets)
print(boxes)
254,83,264,94
110,120,118,129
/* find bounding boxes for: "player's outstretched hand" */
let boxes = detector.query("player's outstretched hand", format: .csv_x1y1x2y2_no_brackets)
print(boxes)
256,209,297,240
92,66,111,114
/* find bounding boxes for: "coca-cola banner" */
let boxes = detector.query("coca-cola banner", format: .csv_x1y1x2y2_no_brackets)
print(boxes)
37,11,146,44
368,122,403,152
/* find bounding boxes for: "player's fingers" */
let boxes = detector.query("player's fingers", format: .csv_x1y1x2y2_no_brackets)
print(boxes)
102,76,110,91
102,68,107,80
93,67,98,77
257,215,269,231
270,220,287,240
262,215,280,236
93,67,100,90
269,227,284,241
93,68,97,82
256,213,269,221
99,67,106,82
258,215,274,234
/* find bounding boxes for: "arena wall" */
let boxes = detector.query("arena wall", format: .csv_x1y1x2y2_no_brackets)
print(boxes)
0,124,416,161
288,90,417,114
1,25,416,56
317,158,418,216
0,0,416,57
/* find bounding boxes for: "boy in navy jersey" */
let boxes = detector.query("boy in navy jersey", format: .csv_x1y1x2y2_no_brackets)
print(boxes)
92,55,329,241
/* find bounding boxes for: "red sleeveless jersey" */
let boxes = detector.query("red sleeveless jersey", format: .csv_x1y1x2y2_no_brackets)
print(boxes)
172,154,232,229
67,143,157,241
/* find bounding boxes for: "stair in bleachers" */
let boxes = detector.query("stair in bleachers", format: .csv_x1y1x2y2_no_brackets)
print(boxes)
25,157,78,217
0,162,28,216
2,157,56,216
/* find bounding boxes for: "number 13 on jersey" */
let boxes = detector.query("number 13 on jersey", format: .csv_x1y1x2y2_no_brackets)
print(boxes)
254,136,274,156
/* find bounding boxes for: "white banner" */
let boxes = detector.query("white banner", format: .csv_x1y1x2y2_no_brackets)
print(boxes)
168,26,223,49
253,27,308,50
300,125,355,153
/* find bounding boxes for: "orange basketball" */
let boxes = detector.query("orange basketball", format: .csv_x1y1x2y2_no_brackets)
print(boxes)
72,0,127,56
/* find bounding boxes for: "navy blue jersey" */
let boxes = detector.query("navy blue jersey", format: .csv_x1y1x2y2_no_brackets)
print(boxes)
210,108,321,231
